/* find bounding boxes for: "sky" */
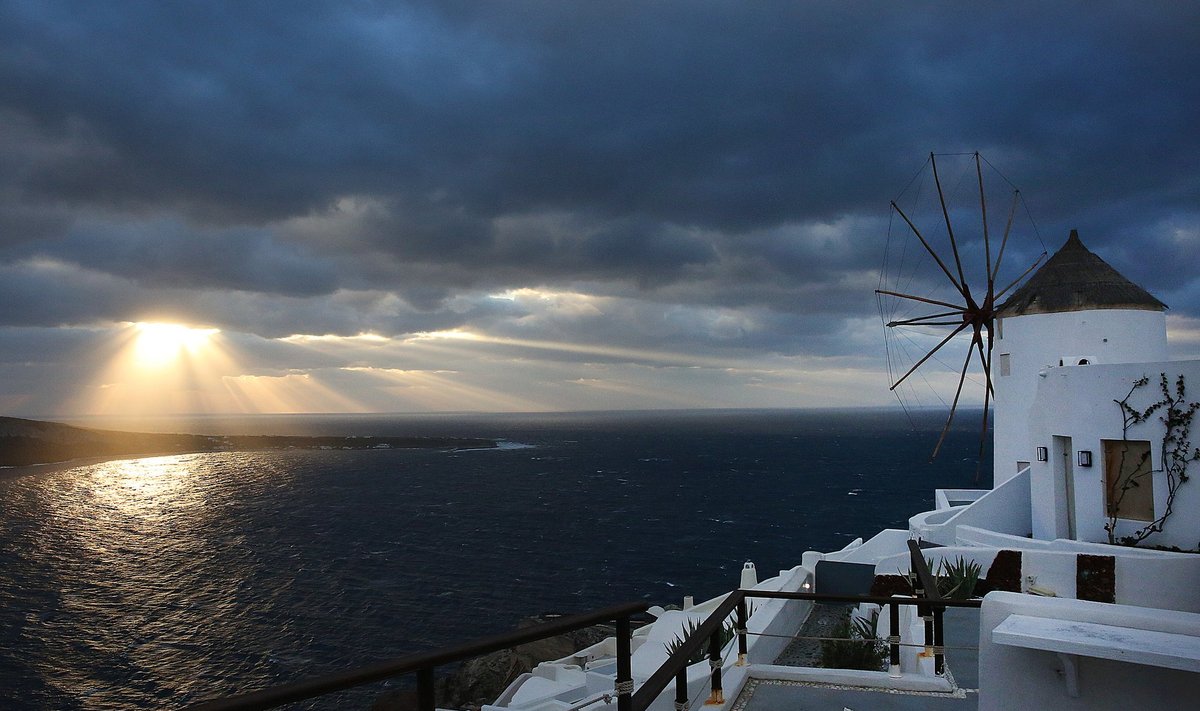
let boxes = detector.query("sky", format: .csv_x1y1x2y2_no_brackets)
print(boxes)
1,1,1198,419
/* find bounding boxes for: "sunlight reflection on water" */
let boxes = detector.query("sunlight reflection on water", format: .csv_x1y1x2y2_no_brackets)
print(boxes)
88,456,206,521
1,453,311,709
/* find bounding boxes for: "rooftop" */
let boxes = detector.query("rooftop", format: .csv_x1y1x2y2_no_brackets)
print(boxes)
996,230,1166,317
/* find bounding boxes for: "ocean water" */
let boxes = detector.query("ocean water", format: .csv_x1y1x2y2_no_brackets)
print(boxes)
0,408,992,709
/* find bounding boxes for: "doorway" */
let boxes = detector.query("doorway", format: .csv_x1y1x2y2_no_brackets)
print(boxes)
1053,435,1076,539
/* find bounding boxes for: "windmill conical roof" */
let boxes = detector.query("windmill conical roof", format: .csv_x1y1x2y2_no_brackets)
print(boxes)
996,230,1166,316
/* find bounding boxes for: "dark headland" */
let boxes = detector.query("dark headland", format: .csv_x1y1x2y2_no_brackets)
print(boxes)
0,416,497,467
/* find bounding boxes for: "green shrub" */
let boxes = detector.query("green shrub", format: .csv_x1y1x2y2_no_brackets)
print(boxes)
818,608,886,671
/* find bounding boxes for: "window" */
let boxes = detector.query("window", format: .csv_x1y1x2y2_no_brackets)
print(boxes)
1103,439,1154,521
999,353,1011,377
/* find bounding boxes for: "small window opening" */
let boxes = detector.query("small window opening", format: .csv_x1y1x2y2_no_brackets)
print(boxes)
1103,439,1154,522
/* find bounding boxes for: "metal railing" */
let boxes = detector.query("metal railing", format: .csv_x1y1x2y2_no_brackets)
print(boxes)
631,540,980,710
186,601,648,711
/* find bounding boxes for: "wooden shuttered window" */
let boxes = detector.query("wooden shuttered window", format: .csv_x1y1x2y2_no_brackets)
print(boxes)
1103,439,1154,522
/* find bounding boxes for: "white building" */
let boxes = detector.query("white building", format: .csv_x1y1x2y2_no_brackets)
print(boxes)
486,229,1200,711
991,230,1199,548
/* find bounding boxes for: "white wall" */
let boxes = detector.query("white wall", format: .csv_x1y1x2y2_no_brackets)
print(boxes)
993,308,1167,486
1024,360,1200,550
978,592,1200,711
910,468,1031,546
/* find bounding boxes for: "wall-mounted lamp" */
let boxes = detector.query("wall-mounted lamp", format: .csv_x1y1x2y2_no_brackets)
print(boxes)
1077,450,1093,467
1036,446,1048,462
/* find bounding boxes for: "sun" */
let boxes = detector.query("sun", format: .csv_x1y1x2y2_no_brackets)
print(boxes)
133,322,219,366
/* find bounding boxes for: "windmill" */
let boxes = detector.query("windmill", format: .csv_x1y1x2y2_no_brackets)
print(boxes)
876,152,1046,467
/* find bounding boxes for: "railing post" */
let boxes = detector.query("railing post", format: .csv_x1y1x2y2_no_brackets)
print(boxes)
888,601,901,678
674,668,688,711
704,630,723,705
922,605,934,657
907,539,942,661
933,604,945,676
416,667,435,711
616,615,633,711
735,599,748,666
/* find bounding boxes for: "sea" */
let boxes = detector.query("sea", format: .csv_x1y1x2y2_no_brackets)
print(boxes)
0,408,992,710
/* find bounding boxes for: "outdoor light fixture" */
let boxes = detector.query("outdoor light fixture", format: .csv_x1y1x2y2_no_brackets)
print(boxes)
1036,446,1048,462
1078,450,1093,467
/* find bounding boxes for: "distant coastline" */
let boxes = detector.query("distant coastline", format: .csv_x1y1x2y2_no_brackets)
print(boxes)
0,415,497,468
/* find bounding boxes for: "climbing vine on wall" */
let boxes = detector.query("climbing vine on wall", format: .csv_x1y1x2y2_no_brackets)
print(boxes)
1105,374,1200,546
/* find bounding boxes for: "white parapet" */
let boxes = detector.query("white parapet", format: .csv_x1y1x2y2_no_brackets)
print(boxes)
979,591,1200,711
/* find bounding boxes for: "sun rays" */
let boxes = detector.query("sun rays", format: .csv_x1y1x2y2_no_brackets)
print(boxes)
59,314,891,419
78,322,240,416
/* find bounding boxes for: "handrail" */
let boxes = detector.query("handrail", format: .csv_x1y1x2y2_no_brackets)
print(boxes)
187,601,649,711
908,539,943,601
747,589,980,607
630,592,742,710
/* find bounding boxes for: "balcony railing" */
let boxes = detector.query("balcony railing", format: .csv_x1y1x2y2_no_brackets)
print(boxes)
186,602,648,711
633,539,978,710
190,540,975,711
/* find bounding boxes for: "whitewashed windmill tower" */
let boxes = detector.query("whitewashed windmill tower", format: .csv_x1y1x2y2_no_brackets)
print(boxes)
991,230,1168,485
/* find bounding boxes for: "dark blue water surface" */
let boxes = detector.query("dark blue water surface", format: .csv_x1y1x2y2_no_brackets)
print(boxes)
0,409,991,709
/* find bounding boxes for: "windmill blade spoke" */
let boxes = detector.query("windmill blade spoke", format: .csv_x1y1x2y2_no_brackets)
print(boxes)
931,153,969,292
974,369,994,484
985,321,996,396
890,201,966,296
973,327,991,395
890,320,969,327
931,338,975,460
895,326,961,385
991,189,1021,284
976,153,993,284
886,309,967,327
875,289,964,311
888,321,971,391
995,251,1048,301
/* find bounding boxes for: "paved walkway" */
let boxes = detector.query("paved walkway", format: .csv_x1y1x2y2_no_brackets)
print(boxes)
774,603,853,667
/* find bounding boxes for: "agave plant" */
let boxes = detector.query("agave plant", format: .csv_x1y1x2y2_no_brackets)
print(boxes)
664,603,755,664
936,556,982,600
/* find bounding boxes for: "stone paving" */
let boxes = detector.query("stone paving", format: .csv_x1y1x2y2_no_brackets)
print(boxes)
773,602,854,667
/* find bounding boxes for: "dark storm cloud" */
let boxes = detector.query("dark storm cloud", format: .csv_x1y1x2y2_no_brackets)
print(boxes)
5,2,1195,224
0,0,1198,352
34,220,339,296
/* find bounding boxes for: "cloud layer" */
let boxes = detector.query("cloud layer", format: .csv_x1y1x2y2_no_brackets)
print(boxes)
2,1,1198,416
